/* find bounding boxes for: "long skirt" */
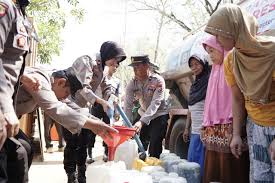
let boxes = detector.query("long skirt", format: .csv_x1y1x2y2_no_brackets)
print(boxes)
201,123,250,183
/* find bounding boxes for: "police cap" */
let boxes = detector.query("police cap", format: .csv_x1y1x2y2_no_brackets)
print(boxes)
129,55,151,66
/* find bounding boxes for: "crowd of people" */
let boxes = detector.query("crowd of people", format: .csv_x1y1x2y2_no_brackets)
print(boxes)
0,1,168,183
183,4,275,183
0,0,274,183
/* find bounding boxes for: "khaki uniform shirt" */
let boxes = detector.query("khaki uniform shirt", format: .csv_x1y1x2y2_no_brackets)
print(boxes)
15,67,89,134
0,0,30,124
101,75,120,101
71,55,104,107
124,73,168,125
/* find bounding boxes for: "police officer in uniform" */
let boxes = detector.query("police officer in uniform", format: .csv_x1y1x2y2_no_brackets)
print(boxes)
89,47,124,162
124,55,169,158
16,66,117,183
0,0,38,182
62,41,126,183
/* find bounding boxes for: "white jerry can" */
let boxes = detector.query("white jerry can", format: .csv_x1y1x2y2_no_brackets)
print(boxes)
87,162,153,183
114,139,138,169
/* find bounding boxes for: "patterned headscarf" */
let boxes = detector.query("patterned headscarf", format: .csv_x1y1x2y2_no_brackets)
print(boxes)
205,4,275,104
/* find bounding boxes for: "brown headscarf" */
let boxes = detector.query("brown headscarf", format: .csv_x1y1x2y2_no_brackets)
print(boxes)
205,4,275,104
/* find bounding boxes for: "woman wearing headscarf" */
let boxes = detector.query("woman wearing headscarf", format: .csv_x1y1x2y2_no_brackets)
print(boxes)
183,54,211,178
201,35,249,183
205,4,275,182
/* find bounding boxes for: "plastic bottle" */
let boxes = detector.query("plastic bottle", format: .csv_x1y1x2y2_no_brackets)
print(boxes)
177,162,200,183
141,166,165,174
151,171,168,183
163,158,186,172
160,153,177,160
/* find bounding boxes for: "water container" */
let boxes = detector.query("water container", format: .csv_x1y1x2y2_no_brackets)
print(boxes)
104,170,153,183
160,153,177,160
168,172,179,178
146,157,163,166
141,166,165,174
177,162,200,183
159,176,187,183
114,140,138,169
163,159,186,172
170,164,178,173
150,171,168,183
87,162,153,183
87,161,126,183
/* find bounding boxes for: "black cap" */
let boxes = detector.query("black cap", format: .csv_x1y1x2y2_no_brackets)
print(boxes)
129,55,151,66
52,68,83,97
100,41,126,64
18,0,30,7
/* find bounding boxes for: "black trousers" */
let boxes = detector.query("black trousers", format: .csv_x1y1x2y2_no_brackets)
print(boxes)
137,114,169,158
87,103,110,156
0,130,33,183
62,128,90,174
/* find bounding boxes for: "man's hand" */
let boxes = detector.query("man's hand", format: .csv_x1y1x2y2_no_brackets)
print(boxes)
0,115,7,149
83,119,118,140
183,129,190,143
21,74,42,92
133,121,143,133
269,139,275,164
230,135,243,159
101,100,112,113
4,112,19,137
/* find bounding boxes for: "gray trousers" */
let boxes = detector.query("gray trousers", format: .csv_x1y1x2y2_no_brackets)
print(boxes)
44,114,64,148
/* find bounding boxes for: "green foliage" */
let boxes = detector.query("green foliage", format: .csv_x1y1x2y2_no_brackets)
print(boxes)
27,0,85,64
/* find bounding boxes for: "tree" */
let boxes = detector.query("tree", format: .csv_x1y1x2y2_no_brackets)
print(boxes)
204,0,223,15
27,0,85,64
131,0,236,32
129,0,235,68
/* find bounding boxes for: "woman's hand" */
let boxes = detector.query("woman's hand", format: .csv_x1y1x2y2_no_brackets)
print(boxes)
183,128,190,142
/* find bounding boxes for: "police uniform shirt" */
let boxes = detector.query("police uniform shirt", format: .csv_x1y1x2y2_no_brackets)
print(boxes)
0,0,30,124
71,55,104,108
100,75,121,101
15,67,91,134
124,73,168,125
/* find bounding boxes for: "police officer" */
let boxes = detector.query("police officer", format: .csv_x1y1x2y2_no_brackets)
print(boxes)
0,0,38,182
16,66,117,182
62,41,126,183
124,55,169,158
89,45,125,162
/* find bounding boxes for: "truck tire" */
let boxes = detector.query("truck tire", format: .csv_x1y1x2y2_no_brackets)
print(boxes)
169,118,189,159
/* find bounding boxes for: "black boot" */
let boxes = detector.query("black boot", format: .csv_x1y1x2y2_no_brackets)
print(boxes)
77,165,86,183
67,172,77,183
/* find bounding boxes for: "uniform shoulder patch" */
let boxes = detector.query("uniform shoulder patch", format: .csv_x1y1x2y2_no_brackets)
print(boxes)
0,3,8,17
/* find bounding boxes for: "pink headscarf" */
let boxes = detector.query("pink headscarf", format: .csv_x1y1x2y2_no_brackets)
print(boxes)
202,35,232,127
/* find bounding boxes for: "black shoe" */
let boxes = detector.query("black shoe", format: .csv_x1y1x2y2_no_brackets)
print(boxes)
86,158,95,164
102,154,108,162
67,172,77,183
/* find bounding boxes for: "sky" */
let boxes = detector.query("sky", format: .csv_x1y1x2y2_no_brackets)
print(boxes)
44,0,186,70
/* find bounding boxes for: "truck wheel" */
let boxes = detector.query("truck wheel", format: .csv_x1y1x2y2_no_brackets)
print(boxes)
169,118,189,159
